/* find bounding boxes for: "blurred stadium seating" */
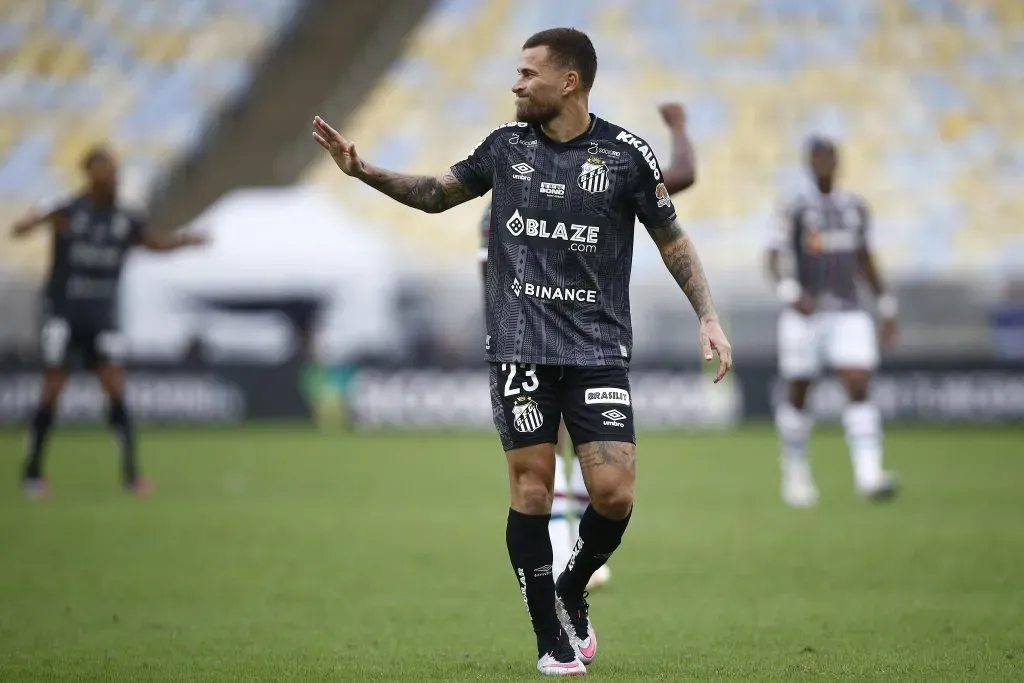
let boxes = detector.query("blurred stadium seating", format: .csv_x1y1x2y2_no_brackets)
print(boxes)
0,0,1020,363
0,0,301,277
304,0,1024,280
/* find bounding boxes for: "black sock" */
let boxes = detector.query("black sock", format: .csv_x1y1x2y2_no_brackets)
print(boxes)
558,504,632,600
23,405,54,480
108,400,138,485
506,508,560,657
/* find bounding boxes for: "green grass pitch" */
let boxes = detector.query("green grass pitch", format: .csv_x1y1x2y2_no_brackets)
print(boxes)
1,424,1022,682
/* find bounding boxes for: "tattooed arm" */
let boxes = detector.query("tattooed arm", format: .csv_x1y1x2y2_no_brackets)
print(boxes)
648,219,717,321
648,218,734,381
312,115,476,213
357,166,476,214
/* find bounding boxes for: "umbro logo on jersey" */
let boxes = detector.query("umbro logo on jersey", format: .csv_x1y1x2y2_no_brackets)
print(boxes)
578,156,609,193
511,277,522,296
511,162,535,181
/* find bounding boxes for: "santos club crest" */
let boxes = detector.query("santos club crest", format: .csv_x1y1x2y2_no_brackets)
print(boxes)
578,155,609,194
512,396,544,433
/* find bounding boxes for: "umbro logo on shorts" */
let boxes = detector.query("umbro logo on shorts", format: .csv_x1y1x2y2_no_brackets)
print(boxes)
600,409,627,428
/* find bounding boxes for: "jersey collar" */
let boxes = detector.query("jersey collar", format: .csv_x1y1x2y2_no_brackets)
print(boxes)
533,113,598,148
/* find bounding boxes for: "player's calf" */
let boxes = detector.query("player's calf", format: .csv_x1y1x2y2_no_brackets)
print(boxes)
838,369,898,499
504,445,567,665
21,369,66,487
22,404,55,484
107,398,141,489
554,441,635,666
774,396,818,508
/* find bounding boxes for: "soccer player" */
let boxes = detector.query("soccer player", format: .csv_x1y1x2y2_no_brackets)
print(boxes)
476,102,697,594
11,146,208,498
766,137,899,508
313,28,732,676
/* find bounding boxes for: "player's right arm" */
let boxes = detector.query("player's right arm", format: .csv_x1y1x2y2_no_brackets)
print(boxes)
312,116,486,214
765,198,814,315
10,202,70,238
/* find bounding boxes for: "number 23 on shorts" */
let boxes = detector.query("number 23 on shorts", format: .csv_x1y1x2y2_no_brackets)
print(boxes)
501,363,540,397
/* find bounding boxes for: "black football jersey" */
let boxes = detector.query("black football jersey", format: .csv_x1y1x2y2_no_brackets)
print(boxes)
771,189,870,311
44,194,146,317
453,115,677,366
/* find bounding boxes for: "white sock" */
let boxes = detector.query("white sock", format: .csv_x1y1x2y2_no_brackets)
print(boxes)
568,454,588,546
843,402,884,489
550,451,572,579
775,402,814,481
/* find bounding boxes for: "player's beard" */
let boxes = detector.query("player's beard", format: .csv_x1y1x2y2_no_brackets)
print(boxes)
515,97,559,125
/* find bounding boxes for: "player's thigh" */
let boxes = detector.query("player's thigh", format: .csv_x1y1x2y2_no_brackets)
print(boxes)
561,367,636,512
560,366,635,452
778,308,821,380
826,311,879,372
505,442,559,513
489,362,562,451
38,314,74,370
85,325,128,372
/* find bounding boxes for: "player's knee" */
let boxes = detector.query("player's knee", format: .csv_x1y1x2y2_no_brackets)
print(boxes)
587,475,634,520
840,370,871,402
847,385,869,402
39,372,67,406
788,380,811,410
509,471,552,515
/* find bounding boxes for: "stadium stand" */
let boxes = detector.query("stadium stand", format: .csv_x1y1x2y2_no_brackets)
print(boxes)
0,0,302,277
304,0,1024,281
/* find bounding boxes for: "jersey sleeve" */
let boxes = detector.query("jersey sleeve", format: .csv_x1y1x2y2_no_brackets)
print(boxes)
37,195,75,220
768,198,797,250
450,128,503,197
628,147,677,232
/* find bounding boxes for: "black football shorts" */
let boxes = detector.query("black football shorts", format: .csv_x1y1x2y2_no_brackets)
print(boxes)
489,362,635,451
39,307,126,370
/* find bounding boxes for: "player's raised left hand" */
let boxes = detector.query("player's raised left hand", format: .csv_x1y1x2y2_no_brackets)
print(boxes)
658,102,687,130
313,116,364,177
700,317,733,383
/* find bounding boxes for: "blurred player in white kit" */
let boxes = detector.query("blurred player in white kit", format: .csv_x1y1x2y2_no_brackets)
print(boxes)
766,137,899,508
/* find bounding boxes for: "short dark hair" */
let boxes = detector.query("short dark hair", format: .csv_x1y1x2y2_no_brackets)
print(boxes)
523,28,597,92
806,136,837,158
82,145,114,170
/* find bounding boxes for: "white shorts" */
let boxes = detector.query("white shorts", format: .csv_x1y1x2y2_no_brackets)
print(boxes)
777,309,879,379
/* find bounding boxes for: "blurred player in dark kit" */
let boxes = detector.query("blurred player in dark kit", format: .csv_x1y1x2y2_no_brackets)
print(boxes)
11,146,208,498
